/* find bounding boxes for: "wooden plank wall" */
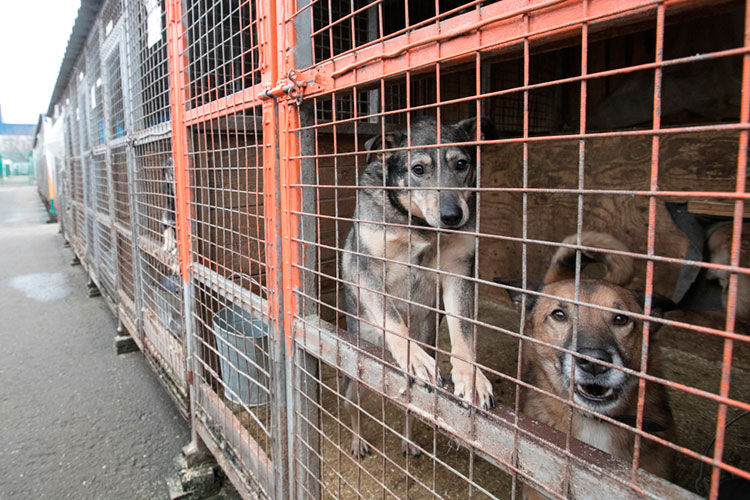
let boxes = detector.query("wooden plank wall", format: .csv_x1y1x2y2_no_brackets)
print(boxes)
190,124,266,283
479,130,740,301
309,129,740,318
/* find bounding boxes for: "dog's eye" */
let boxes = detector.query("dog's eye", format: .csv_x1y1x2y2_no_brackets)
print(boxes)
551,309,567,321
412,164,425,176
456,159,469,171
613,314,630,326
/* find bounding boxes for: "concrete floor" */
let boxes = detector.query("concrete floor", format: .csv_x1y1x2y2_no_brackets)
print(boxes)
0,178,190,499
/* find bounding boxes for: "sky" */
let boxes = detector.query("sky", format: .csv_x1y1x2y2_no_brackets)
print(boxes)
0,1,81,124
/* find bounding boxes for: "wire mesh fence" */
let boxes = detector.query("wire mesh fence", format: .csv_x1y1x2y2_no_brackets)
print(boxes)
126,0,170,133
48,0,750,499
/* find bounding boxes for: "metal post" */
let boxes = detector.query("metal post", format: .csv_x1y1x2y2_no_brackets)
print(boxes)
287,3,322,496
166,0,203,458
122,0,144,348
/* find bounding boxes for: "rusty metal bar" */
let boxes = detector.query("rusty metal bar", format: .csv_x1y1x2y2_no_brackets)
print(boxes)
298,0,732,90
708,0,750,497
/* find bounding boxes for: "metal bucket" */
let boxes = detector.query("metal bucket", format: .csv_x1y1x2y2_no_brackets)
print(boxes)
212,304,269,407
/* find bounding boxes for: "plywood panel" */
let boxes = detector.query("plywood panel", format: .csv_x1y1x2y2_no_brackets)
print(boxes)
479,130,740,301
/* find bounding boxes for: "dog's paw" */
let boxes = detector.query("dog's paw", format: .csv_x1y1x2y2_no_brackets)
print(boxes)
387,335,442,390
403,345,441,390
351,436,371,459
401,439,422,458
450,365,495,413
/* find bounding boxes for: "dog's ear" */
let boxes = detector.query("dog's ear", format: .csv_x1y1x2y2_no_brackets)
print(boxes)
494,278,541,311
629,290,677,332
454,116,498,141
364,131,403,163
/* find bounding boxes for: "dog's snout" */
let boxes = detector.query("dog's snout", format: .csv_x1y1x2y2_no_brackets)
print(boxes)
439,200,463,227
440,206,462,226
576,348,612,376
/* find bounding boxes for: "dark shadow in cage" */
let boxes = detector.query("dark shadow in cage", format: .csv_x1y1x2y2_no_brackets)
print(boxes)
184,0,261,109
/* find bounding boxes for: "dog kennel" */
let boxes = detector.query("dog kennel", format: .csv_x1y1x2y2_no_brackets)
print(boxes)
46,0,749,498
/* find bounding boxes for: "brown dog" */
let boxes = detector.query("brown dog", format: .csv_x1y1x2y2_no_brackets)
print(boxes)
502,232,675,498
706,224,750,323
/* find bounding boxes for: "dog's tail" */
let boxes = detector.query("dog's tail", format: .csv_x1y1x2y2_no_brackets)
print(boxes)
544,232,634,286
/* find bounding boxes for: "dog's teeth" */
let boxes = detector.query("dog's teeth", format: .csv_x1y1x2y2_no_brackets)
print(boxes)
602,388,613,397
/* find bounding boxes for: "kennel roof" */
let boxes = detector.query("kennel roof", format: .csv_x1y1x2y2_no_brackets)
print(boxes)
46,0,104,117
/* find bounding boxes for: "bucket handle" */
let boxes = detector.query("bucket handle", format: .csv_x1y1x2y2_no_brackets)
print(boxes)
227,272,266,298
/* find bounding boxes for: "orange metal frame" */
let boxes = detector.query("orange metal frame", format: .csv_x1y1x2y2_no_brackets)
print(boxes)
167,0,303,349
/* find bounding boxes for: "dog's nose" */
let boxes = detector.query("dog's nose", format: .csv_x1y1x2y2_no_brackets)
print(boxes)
576,348,612,376
440,205,463,227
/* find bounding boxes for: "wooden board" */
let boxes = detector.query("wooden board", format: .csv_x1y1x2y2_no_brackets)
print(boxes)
310,129,742,305
687,199,750,218
478,130,741,300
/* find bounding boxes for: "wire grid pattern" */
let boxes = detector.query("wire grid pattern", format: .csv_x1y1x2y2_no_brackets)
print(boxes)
59,101,75,235
185,109,274,493
309,0,509,66
84,156,97,268
133,138,186,383
77,76,91,157
86,26,106,149
97,218,117,299
93,153,111,215
54,0,190,417
66,84,83,250
58,169,73,241
44,1,750,499
101,0,123,35
111,145,131,226
106,50,126,140
110,142,137,313
126,0,170,131
311,0,370,64
71,157,85,250
286,1,750,499
183,0,261,109
66,87,80,159
116,229,137,310
93,153,116,298
134,140,175,245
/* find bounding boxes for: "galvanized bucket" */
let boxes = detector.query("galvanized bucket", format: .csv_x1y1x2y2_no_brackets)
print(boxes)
212,304,269,407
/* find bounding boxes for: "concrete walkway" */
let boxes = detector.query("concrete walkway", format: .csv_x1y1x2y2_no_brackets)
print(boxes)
0,179,190,499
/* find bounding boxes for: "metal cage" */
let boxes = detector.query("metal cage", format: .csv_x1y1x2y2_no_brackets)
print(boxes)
47,1,750,499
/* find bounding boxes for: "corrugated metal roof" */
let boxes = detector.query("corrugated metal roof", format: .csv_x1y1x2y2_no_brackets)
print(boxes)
46,0,105,116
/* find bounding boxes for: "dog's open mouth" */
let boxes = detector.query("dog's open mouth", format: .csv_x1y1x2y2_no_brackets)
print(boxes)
575,383,617,402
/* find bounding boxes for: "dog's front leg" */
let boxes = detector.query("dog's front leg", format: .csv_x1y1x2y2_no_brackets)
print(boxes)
163,226,177,255
358,290,441,387
442,274,494,411
381,307,441,388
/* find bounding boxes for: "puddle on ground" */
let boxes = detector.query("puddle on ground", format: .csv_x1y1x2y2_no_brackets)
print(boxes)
8,272,70,302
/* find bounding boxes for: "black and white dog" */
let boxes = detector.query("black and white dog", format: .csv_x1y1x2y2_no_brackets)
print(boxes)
161,157,176,255
341,116,497,457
